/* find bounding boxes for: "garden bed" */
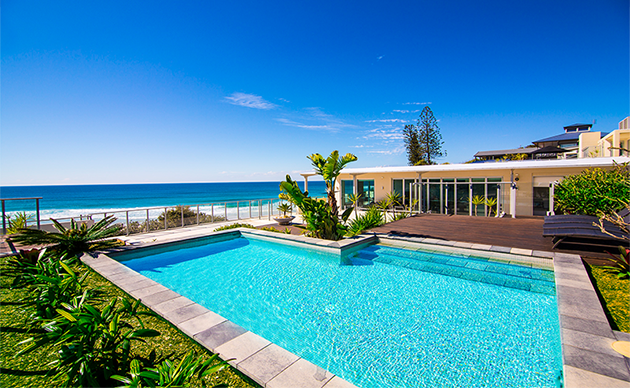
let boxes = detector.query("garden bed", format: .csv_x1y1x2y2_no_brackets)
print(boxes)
0,255,260,388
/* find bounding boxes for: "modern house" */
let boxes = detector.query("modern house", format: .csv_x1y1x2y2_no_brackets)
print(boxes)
473,117,630,161
301,118,630,218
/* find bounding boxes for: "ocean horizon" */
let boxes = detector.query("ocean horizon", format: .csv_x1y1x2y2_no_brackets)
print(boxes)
0,181,327,221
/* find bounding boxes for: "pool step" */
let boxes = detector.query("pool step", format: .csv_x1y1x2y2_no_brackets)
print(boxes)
351,248,556,295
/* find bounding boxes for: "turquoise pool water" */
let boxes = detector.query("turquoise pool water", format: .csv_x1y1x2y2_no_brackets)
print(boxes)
119,235,563,388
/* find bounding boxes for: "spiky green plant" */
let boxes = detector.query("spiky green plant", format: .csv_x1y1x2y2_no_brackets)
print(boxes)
470,195,485,217
4,211,35,234
602,246,630,279
347,193,363,218
277,203,292,217
485,197,498,217
347,207,384,237
9,215,123,258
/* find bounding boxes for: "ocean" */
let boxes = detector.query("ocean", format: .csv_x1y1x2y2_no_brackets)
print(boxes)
0,181,327,221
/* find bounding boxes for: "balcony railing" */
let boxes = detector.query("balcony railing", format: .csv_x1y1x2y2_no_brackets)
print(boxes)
1,197,293,236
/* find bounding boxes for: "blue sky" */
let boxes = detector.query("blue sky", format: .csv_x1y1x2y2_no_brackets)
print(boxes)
2,0,628,186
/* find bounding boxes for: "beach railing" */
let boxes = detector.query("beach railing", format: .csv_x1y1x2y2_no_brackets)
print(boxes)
1,197,43,235
14,198,293,236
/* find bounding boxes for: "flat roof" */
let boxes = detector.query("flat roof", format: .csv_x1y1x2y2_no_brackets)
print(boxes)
474,148,539,157
299,157,630,176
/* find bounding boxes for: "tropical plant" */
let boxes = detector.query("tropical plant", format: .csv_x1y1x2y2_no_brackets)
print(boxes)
277,203,292,217
386,192,402,217
4,211,35,234
595,203,629,241
112,352,229,388
213,223,256,232
158,206,216,228
280,175,353,240
392,212,409,221
470,195,486,217
485,197,498,217
307,151,358,219
601,246,630,279
28,258,90,320
346,207,384,237
554,163,630,216
347,193,363,218
376,198,392,222
17,297,160,387
9,215,123,258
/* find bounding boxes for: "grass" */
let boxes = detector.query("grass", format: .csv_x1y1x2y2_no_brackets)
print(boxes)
586,263,630,333
0,255,260,388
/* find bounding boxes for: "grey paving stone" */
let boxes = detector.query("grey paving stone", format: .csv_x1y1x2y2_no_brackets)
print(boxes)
554,252,582,261
555,277,594,291
195,320,247,351
563,344,630,382
97,263,136,277
510,247,532,256
615,331,630,342
106,270,142,283
554,270,591,283
532,250,555,259
165,303,209,325
140,289,180,306
237,344,299,386
129,283,169,299
153,296,196,316
266,357,334,388
118,278,159,293
214,331,271,367
561,328,622,358
174,310,226,337
560,315,615,339
564,365,630,388
322,377,360,388
453,241,473,248
490,245,512,253
470,243,493,251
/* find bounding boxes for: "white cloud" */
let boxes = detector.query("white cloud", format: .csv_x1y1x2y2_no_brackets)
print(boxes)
276,107,355,133
225,92,277,110
393,109,420,114
365,119,408,123
403,102,431,105
362,127,404,141
368,146,405,155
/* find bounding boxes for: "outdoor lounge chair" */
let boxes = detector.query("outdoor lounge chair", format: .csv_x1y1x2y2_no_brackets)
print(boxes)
543,209,629,249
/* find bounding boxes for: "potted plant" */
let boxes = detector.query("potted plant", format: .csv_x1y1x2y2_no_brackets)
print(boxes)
274,203,295,225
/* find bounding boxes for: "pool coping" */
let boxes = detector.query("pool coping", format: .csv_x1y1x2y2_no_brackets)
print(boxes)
81,229,630,388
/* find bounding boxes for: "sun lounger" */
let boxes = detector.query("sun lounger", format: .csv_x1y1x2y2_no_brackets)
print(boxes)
543,210,629,249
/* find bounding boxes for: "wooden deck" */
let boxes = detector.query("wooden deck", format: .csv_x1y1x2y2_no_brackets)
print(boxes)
367,214,614,262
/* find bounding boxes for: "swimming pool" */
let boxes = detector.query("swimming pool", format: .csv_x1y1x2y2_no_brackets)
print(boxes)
117,234,563,387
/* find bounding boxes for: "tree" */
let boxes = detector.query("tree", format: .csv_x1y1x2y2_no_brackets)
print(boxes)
403,106,446,165
402,124,422,165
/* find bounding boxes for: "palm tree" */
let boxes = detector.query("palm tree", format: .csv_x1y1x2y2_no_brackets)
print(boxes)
307,151,358,219
10,215,123,258
471,195,486,217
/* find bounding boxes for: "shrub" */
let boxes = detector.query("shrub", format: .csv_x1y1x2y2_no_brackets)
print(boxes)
554,163,630,215
213,223,256,232
347,207,384,237
260,226,292,234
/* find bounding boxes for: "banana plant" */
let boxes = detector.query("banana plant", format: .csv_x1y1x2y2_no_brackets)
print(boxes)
307,151,358,219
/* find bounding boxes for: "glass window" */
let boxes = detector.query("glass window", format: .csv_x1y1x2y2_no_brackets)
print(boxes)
392,179,403,197
341,180,354,207
457,178,469,183
357,180,375,207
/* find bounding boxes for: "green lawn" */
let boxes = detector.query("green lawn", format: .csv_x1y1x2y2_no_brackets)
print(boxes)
586,263,630,333
0,256,260,388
